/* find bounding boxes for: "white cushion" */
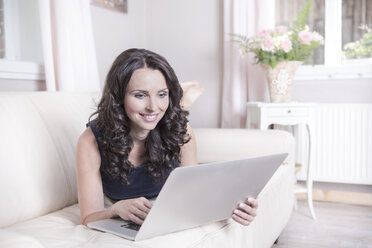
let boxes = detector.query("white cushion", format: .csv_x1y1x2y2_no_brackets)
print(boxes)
0,92,99,228
0,230,44,248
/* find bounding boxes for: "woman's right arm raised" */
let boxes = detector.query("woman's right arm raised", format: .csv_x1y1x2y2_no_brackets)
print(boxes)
76,127,117,225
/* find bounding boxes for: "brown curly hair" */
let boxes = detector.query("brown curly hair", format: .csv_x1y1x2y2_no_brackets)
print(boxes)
90,48,190,185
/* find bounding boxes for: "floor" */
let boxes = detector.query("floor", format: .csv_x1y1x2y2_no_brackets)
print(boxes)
272,200,372,248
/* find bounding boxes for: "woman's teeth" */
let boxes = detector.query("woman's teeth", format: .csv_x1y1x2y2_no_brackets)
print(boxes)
141,114,157,121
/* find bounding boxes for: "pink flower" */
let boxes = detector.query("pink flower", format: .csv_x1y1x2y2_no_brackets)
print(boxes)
261,37,275,51
298,31,312,44
257,29,268,38
280,39,292,53
311,31,324,43
276,26,288,34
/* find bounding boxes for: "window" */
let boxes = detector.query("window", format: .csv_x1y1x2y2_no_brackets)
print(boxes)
342,0,372,63
0,0,44,81
275,0,372,80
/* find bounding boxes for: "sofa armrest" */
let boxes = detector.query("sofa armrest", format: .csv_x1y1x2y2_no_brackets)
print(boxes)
0,230,44,248
193,128,295,165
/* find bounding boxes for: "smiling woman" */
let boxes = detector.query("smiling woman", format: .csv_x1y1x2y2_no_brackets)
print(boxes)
76,48,259,229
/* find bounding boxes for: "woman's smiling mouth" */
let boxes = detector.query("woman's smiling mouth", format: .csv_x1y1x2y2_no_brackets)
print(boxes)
139,113,158,122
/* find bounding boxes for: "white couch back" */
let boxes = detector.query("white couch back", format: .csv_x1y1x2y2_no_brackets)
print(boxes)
0,92,294,228
0,92,99,228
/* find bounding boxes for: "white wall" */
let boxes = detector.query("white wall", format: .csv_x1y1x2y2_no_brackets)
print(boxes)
145,0,223,128
90,0,147,86
292,78,372,103
0,79,45,91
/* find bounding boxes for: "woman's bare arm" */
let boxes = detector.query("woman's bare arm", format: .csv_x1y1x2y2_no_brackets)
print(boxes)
76,128,153,225
76,127,117,225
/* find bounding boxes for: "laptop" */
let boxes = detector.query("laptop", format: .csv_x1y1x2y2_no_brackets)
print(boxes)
87,153,288,241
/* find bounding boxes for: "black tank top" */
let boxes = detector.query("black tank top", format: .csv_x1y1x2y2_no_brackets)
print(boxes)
86,120,172,201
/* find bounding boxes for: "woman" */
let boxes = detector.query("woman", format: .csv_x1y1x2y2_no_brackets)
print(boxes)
76,48,257,228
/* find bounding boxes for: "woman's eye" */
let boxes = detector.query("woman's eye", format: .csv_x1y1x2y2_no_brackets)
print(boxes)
135,93,145,99
159,92,168,98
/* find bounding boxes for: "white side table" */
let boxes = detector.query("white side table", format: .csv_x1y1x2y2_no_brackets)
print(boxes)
246,102,317,220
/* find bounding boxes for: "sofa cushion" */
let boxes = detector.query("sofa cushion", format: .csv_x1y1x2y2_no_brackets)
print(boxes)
0,230,44,248
194,128,295,165
0,92,99,228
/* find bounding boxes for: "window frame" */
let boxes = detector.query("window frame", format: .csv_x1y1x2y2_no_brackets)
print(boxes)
0,0,44,81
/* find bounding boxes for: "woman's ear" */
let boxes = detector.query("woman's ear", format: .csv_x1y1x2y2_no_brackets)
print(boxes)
180,81,204,110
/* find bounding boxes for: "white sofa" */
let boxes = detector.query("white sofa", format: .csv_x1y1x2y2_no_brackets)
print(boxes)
0,92,295,248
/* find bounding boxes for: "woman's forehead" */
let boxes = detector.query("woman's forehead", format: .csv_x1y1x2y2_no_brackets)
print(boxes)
127,68,167,91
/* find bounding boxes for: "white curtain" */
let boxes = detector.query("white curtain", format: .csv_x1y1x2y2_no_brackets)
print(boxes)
38,0,100,92
221,0,275,128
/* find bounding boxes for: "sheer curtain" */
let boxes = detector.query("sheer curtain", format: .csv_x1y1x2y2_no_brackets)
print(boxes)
38,0,100,92
221,0,275,128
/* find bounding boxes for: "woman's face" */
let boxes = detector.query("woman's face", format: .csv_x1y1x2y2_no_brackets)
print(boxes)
124,68,169,135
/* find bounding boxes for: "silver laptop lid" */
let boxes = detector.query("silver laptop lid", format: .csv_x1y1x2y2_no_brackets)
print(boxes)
135,153,287,241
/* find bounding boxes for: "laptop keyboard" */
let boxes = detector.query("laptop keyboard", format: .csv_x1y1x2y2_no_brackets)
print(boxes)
120,222,141,231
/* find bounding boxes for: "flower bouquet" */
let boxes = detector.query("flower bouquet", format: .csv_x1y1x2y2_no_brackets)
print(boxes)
233,0,324,102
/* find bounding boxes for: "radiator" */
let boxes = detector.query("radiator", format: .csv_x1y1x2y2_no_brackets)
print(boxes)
286,104,372,185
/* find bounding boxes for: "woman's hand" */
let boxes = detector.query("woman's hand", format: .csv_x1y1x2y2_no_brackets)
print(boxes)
232,197,258,226
112,197,153,225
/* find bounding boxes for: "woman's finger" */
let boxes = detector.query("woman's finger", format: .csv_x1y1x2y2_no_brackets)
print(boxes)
140,197,153,211
247,197,258,209
133,198,152,213
128,213,144,225
130,206,148,220
232,213,252,226
233,209,254,222
238,202,257,217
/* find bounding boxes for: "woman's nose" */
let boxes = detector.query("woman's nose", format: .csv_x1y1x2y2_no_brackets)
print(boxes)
145,97,157,112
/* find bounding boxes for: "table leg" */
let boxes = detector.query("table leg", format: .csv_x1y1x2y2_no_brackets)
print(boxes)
305,124,317,220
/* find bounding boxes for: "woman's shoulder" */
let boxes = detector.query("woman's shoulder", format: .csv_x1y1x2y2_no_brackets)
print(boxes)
79,127,96,146
76,127,101,171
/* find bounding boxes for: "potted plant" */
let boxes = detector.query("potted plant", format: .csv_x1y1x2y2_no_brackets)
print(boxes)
233,0,323,102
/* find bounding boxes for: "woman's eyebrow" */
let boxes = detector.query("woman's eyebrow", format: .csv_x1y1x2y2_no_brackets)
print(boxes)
129,88,168,93
129,89,148,93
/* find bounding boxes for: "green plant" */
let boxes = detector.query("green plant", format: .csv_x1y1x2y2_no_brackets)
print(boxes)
343,25,372,59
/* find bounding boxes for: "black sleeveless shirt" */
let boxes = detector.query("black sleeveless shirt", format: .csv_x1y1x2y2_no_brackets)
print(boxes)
86,120,172,202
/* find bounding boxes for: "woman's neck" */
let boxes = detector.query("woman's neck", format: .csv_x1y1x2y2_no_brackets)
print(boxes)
129,128,149,142
128,129,149,166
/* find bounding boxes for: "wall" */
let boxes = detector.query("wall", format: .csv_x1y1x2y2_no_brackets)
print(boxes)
293,78,372,103
145,0,223,128
90,0,147,86
0,79,45,91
